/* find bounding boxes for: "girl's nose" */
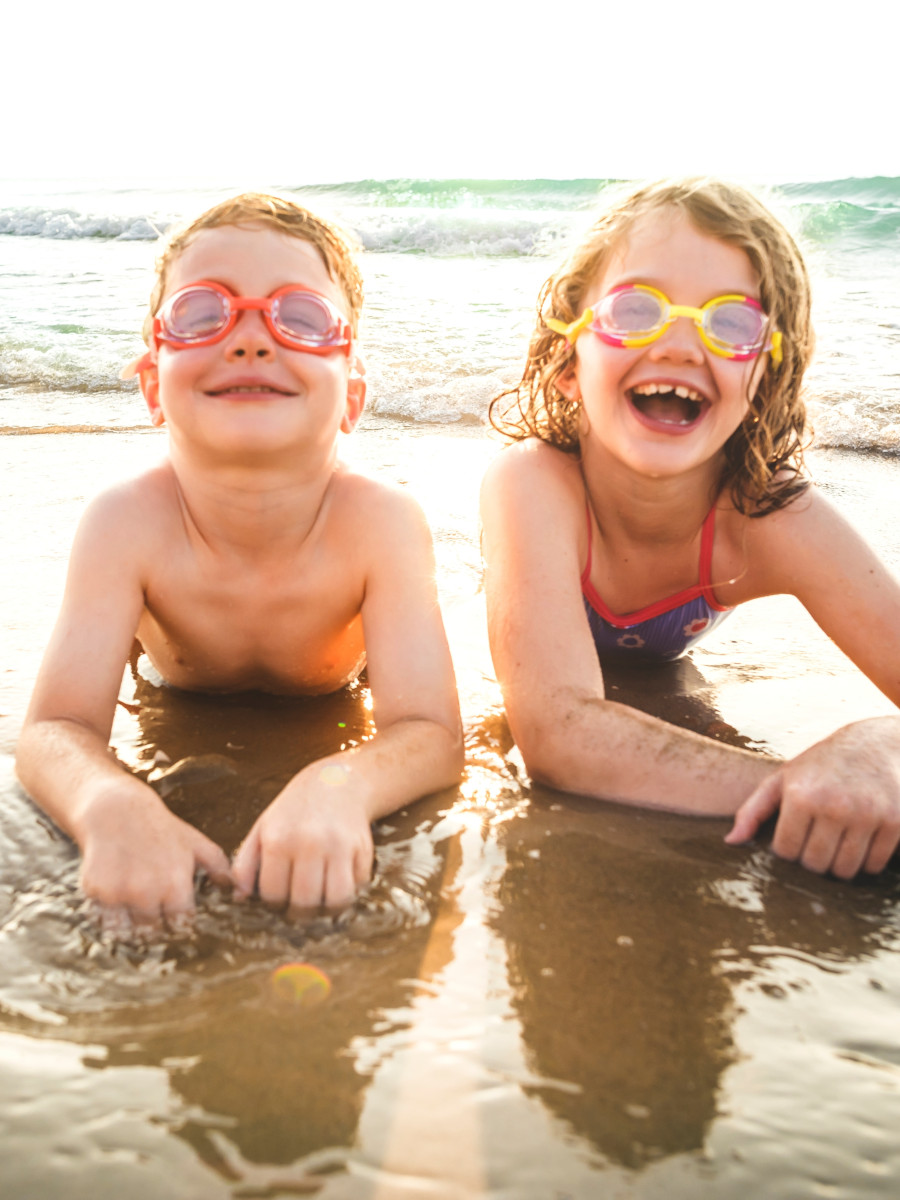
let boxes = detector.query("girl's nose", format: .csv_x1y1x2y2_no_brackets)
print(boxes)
647,316,705,365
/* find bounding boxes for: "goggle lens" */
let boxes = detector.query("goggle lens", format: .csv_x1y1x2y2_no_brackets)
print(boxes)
602,288,667,337
272,291,342,345
164,287,230,341
704,299,766,353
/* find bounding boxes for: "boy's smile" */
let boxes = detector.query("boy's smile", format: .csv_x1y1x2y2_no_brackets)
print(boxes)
560,211,769,480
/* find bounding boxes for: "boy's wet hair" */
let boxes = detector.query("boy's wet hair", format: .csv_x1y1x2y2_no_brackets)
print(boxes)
144,192,364,344
489,178,815,515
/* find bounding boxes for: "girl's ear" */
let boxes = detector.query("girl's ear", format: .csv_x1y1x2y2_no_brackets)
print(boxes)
341,353,367,435
139,364,165,427
555,362,581,402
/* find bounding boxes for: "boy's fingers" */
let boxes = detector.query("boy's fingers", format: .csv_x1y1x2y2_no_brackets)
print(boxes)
258,850,292,908
353,841,374,888
191,832,233,888
289,857,326,912
725,773,782,844
322,859,356,911
231,829,261,898
98,903,135,939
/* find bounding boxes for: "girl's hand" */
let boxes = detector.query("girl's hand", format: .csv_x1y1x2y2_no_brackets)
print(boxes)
232,768,374,912
726,717,900,877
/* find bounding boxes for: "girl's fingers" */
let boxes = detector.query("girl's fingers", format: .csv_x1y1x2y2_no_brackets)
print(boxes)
864,823,900,875
725,773,782,844
829,827,876,880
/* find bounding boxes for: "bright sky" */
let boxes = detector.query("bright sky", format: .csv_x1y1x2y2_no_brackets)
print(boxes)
3,0,896,184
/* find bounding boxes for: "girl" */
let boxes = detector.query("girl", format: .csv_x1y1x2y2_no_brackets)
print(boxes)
481,178,900,880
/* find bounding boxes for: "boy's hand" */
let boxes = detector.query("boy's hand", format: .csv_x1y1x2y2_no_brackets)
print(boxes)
79,786,232,931
232,766,374,912
726,717,900,878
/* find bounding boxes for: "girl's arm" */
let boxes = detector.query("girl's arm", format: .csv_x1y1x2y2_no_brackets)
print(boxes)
480,443,777,816
726,489,900,875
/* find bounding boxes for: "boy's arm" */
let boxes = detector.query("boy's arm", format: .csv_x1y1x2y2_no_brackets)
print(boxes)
16,491,231,928
232,488,462,910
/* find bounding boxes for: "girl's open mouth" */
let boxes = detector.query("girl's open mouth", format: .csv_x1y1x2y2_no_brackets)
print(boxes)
628,382,708,430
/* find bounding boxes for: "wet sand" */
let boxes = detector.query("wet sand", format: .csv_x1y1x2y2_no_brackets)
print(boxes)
1,417,899,1198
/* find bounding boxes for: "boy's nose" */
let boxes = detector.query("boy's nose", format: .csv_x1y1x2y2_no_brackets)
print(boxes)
647,316,705,365
225,309,274,359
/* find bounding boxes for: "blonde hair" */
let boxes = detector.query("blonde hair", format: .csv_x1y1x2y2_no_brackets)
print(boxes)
143,192,364,344
489,178,814,515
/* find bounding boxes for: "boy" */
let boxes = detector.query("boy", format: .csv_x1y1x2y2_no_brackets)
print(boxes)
16,194,463,932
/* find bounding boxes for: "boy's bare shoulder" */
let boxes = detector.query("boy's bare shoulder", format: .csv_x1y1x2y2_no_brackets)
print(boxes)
76,461,181,550
329,463,433,539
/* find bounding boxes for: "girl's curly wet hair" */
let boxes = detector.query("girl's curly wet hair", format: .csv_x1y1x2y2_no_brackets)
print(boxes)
143,192,364,344
489,178,815,515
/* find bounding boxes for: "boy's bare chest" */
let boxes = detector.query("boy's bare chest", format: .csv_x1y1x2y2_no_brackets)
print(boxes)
136,548,366,694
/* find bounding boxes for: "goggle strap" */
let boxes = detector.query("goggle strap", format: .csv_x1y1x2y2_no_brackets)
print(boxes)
119,350,155,380
546,308,595,346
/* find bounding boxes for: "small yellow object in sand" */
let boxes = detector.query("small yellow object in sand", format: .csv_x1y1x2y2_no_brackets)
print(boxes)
271,962,332,1007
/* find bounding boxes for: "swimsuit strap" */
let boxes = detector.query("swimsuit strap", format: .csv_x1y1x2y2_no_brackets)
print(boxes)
581,500,729,623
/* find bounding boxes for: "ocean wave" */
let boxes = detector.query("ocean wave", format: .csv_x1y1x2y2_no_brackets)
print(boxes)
0,208,164,240
793,201,900,246
3,175,900,256
778,176,900,209
293,177,618,211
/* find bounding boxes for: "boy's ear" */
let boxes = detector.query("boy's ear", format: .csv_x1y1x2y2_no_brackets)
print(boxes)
341,353,367,435
139,363,165,427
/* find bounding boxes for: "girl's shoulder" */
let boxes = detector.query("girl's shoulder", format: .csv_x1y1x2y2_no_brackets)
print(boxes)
715,482,852,604
481,439,583,506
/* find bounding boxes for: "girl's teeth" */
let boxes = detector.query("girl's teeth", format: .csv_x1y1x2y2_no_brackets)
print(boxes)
632,383,702,402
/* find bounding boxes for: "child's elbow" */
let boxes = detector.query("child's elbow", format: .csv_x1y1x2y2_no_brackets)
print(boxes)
512,711,580,793
442,721,466,784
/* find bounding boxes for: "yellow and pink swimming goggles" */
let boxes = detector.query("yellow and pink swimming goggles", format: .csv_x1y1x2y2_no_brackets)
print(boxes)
546,284,783,365
126,281,352,376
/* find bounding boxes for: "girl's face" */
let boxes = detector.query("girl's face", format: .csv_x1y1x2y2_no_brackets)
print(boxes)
560,210,769,483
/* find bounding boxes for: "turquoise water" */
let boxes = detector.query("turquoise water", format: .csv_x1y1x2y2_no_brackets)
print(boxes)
2,175,900,446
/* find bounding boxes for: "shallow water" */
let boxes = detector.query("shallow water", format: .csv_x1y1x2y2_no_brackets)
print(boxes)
2,417,899,1197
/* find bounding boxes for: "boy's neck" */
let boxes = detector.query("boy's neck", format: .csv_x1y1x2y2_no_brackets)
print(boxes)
165,440,342,557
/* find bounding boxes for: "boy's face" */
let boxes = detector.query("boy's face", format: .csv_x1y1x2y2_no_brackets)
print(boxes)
142,224,364,460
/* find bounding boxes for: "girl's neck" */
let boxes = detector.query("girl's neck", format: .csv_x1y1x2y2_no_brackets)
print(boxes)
579,440,723,545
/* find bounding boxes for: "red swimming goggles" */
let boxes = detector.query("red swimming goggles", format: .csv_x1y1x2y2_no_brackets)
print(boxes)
125,280,353,377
